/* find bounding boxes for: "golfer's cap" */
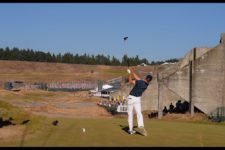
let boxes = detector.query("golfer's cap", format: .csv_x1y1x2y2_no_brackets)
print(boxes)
146,74,153,81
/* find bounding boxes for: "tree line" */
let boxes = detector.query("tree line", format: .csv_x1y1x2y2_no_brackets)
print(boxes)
0,47,179,66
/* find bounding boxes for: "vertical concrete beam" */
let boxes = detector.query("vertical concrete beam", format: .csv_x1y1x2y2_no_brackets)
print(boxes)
222,33,225,118
193,47,197,60
188,48,197,116
223,63,225,118
157,73,163,119
189,60,194,116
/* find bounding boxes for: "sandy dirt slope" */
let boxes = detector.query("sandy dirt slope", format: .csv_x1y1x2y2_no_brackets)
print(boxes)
0,60,128,84
0,60,156,88
0,90,112,119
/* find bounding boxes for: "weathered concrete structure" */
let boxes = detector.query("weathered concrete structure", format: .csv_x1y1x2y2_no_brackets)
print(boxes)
158,33,225,118
119,33,225,119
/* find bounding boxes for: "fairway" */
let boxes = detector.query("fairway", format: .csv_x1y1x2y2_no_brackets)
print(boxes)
1,117,225,147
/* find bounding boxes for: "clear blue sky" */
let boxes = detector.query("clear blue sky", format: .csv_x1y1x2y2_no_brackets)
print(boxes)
0,3,225,62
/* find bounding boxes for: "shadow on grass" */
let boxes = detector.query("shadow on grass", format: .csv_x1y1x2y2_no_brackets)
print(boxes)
119,125,142,135
0,117,17,128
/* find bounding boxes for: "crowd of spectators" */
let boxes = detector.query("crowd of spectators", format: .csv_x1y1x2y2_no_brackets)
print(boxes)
97,95,127,114
149,100,190,118
48,81,97,90
163,100,189,116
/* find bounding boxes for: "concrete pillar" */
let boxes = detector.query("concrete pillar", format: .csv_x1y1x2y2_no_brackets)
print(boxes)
219,32,225,119
157,73,163,119
189,48,197,117
193,47,196,61
189,60,194,116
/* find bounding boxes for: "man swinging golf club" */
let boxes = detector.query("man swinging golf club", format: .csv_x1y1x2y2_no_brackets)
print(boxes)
126,67,152,136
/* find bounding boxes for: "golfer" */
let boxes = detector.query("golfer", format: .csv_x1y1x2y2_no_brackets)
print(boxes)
126,68,152,136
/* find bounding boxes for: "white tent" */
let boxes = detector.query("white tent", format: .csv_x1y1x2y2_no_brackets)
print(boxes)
102,84,113,90
90,84,113,93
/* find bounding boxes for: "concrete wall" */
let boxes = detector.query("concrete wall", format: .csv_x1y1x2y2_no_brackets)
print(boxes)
159,82,187,112
178,47,211,69
192,43,225,114
141,77,158,111
162,65,190,101
158,33,225,115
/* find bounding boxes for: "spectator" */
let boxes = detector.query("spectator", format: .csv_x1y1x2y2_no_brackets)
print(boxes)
163,106,168,115
176,100,182,113
169,103,174,113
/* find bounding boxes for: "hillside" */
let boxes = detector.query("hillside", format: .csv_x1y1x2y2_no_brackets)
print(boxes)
0,60,156,87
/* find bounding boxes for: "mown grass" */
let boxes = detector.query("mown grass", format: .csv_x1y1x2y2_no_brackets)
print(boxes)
1,91,225,147
1,116,225,147
0,100,29,124
0,100,46,136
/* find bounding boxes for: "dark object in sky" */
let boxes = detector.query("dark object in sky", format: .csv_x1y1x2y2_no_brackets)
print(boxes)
123,37,128,41
52,120,59,126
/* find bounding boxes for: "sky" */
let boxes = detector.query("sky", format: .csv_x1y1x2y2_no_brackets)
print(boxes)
0,3,225,62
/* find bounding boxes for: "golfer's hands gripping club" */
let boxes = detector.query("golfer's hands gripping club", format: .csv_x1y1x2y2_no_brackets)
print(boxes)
127,68,131,74
127,68,134,74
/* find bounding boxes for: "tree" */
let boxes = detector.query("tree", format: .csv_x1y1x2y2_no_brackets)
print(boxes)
0,46,159,66
140,58,149,65
111,56,120,66
165,58,179,63
62,52,74,63
52,53,57,62
121,54,129,66
56,53,62,62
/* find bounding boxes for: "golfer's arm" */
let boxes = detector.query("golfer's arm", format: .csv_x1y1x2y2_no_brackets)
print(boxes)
128,74,135,85
132,71,141,80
